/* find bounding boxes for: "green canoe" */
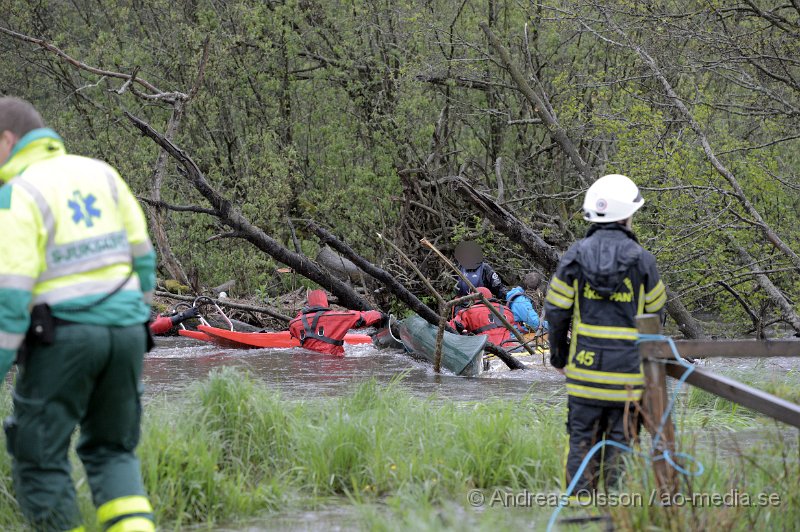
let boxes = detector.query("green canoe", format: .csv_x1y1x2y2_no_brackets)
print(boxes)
397,315,486,376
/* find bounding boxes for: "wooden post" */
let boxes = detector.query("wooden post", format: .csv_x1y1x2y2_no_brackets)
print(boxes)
636,314,678,496
434,302,447,373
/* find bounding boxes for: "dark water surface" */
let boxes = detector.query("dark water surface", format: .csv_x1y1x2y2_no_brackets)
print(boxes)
143,335,564,402
143,336,800,402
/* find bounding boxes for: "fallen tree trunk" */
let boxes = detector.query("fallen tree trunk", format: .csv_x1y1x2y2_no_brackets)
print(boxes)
484,342,526,370
306,222,526,371
728,236,800,335
304,220,443,326
450,178,707,339
450,175,560,271
210,279,236,296
616,23,800,273
127,112,373,311
315,244,364,283
664,287,708,340
154,290,292,322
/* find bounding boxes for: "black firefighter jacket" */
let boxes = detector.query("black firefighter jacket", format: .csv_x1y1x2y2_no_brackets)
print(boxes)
544,224,666,405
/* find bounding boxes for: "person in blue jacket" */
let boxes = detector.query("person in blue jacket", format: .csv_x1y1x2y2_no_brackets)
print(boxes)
506,274,549,333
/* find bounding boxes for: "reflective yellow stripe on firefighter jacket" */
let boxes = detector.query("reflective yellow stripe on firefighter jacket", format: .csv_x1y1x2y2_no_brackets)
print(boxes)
0,129,156,369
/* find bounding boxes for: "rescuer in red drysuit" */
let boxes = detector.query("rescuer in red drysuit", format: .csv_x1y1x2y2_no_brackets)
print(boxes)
289,290,385,356
149,306,200,335
450,287,517,346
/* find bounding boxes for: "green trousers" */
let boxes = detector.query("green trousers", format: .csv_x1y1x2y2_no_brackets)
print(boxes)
4,323,154,532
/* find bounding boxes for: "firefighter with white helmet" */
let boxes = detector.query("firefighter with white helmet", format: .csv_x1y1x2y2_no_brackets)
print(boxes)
544,173,666,493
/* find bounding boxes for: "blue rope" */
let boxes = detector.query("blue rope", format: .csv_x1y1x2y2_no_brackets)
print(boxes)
637,333,696,449
545,333,703,532
663,450,704,477
545,440,634,532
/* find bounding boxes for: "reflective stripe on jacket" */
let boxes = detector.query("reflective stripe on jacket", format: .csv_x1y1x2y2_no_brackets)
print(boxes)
544,224,666,404
0,129,155,364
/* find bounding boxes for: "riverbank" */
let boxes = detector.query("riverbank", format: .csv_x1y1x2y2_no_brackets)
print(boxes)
0,367,797,530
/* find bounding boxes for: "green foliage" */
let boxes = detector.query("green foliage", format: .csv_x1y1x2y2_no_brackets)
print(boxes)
1,0,798,327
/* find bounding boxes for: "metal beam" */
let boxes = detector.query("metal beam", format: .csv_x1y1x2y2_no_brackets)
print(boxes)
665,365,800,428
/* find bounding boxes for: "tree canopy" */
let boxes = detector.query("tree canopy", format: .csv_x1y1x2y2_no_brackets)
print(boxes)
1,0,798,336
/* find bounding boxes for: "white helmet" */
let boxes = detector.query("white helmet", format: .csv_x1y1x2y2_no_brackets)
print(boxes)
582,174,644,223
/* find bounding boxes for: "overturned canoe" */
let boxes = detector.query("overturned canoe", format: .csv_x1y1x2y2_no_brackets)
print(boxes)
177,329,214,342
397,315,486,376
190,325,374,349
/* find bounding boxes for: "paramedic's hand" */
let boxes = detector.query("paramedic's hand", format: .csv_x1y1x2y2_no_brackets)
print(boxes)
171,306,200,325
554,367,565,376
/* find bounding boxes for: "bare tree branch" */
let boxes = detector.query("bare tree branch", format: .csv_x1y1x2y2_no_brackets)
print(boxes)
137,196,216,215
0,26,187,102
600,15,800,273
480,22,594,185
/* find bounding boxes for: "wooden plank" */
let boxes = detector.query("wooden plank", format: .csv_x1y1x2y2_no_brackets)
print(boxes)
636,315,677,496
665,365,800,428
646,339,800,359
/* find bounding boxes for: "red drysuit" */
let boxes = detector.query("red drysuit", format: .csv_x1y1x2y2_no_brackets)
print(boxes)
450,287,517,346
289,290,383,356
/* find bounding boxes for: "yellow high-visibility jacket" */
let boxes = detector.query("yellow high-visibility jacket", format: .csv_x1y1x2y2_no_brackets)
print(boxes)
0,128,156,376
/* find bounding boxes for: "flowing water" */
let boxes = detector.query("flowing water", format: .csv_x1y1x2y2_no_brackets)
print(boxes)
143,335,565,402
143,335,565,531
143,335,800,401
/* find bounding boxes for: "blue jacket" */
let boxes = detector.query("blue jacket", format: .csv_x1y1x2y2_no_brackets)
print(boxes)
506,286,547,332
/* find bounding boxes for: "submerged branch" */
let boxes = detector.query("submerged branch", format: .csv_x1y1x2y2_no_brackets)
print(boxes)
154,290,291,323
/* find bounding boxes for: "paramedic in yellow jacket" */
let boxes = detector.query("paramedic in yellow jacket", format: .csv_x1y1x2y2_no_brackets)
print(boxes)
544,174,666,494
0,97,156,532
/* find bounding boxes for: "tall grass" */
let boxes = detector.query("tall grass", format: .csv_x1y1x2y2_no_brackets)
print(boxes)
0,368,798,530
133,368,568,528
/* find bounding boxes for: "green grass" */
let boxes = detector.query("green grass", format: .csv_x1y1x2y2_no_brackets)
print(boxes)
0,368,798,531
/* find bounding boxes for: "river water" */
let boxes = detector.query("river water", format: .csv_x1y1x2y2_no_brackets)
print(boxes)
143,335,800,402
143,336,565,531
143,335,564,402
